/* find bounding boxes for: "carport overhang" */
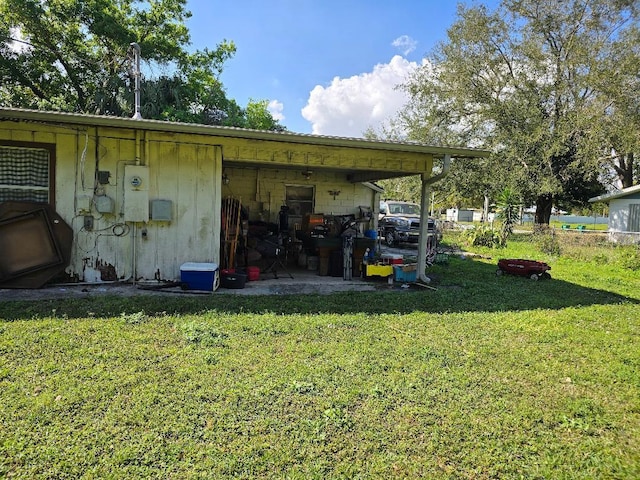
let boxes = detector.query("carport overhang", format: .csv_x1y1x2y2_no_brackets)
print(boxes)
218,137,488,184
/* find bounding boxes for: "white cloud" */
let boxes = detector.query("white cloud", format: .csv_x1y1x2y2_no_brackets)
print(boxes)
301,55,420,138
267,99,285,121
392,35,418,56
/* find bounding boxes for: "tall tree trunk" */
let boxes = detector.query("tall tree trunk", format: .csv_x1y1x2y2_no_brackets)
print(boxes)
534,194,553,224
621,153,634,188
613,151,634,188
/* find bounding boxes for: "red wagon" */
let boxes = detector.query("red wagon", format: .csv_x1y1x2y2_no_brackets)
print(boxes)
496,259,551,280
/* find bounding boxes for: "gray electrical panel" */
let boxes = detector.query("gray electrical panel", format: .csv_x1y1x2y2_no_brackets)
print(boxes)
150,199,173,221
94,195,115,214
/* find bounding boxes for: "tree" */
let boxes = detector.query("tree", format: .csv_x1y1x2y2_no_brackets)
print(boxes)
244,99,286,132
586,25,640,189
0,0,285,131
140,78,284,130
397,0,640,224
363,127,423,203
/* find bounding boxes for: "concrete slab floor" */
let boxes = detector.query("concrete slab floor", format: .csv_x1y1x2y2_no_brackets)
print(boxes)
0,269,393,301
0,244,425,300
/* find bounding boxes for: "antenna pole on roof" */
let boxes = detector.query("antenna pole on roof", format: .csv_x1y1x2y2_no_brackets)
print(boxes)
130,42,143,120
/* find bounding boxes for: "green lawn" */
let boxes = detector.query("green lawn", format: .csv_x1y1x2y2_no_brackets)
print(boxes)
1,234,639,479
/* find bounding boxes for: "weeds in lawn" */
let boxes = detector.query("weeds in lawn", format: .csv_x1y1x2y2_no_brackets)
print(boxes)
119,310,148,324
180,320,229,347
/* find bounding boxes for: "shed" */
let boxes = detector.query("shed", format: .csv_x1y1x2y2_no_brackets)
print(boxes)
589,185,640,243
1,107,489,286
446,208,474,223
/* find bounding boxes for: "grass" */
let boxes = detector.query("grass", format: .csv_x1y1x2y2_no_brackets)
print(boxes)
1,233,639,478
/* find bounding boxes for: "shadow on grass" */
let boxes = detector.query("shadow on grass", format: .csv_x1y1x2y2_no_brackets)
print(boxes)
0,257,637,320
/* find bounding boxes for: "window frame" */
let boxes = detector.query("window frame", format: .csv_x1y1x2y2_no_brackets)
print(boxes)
0,140,56,208
285,184,315,219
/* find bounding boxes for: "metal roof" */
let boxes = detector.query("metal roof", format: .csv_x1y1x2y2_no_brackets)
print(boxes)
589,184,640,203
0,107,491,158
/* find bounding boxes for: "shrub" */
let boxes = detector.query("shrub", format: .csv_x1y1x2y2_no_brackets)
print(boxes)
616,245,640,271
535,231,561,256
463,225,501,248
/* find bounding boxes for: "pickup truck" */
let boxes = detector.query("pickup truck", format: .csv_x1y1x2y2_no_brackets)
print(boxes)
378,200,442,247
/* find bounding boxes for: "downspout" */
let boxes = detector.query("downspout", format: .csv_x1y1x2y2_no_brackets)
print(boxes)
417,154,451,283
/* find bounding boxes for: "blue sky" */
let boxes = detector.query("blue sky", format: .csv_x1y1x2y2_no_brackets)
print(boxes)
185,1,498,136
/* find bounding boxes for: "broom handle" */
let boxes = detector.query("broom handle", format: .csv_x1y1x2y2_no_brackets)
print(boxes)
228,198,242,269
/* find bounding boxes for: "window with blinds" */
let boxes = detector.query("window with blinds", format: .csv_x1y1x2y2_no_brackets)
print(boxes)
629,204,640,232
0,143,53,204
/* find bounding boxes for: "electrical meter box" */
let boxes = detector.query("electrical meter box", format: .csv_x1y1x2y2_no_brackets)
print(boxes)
123,165,149,222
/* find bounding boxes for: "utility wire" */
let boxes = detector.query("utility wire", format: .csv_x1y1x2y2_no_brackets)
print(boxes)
1,32,132,70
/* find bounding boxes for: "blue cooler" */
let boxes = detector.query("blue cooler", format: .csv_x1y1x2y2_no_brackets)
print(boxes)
180,262,219,291
393,264,417,282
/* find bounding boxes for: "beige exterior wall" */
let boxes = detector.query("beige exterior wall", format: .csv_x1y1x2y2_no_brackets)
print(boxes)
1,123,224,282
1,120,382,283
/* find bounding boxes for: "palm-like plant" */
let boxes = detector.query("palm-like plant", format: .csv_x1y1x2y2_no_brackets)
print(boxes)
496,188,521,246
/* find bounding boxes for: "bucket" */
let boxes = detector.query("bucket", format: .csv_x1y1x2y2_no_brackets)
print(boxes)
220,271,247,289
307,256,319,270
246,266,260,281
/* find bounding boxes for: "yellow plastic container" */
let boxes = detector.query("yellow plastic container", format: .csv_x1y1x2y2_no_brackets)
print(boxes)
366,264,394,277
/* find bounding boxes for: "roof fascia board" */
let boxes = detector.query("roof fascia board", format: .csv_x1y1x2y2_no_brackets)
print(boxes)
0,107,491,158
589,185,640,203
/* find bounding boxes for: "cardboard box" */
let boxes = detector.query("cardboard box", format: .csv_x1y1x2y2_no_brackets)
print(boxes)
180,262,219,291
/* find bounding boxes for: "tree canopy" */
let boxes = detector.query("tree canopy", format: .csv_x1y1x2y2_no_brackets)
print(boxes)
0,0,284,130
393,0,640,223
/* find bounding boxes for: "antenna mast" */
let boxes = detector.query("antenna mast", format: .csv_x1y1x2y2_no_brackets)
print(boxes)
130,42,142,120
